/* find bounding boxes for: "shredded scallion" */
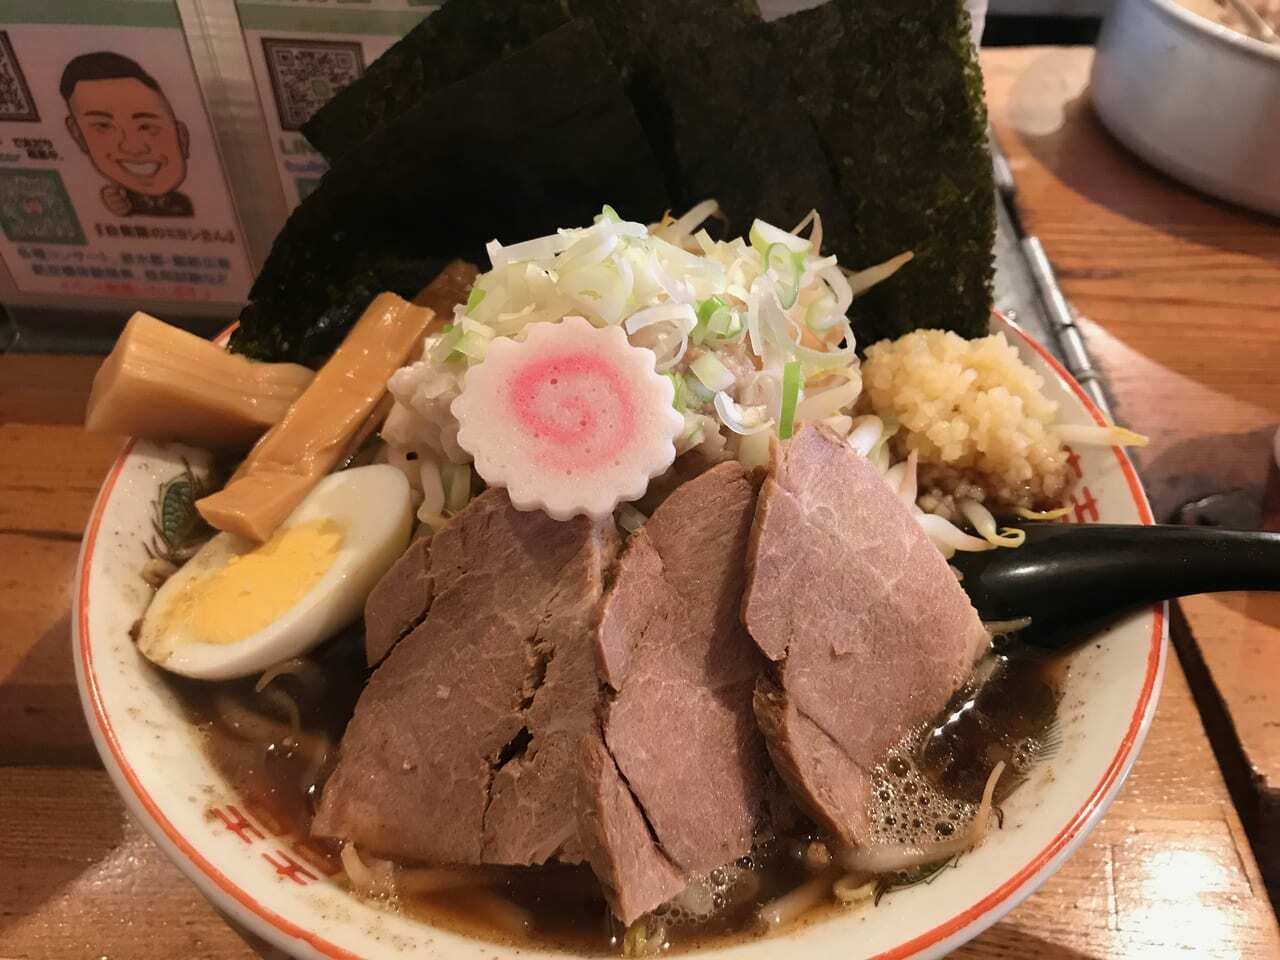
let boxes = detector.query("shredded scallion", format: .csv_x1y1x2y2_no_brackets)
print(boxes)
779,361,802,440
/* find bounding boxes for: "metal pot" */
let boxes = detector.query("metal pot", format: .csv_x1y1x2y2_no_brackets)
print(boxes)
1091,0,1280,216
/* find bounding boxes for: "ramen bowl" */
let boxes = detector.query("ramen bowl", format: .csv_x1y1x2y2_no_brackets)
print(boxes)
1091,0,1280,217
73,316,1166,960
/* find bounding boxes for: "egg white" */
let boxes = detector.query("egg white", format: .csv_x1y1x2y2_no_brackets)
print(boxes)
139,464,412,680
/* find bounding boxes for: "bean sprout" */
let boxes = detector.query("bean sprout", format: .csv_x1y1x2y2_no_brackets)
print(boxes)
652,199,721,247
958,498,1027,548
837,762,1006,873
915,512,996,559
898,450,919,506
1055,423,1148,447
847,415,884,457
755,868,840,931
1015,505,1071,521
845,251,914,299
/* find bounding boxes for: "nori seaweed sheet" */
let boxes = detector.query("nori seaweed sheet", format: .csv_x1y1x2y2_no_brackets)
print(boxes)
302,0,572,162
262,0,994,362
572,0,850,241
231,19,668,363
305,0,847,242
770,0,995,344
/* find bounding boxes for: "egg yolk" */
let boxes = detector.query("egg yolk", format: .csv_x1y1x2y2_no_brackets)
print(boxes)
168,518,344,645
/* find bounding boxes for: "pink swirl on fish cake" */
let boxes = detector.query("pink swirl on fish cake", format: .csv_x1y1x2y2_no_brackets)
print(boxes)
509,352,636,472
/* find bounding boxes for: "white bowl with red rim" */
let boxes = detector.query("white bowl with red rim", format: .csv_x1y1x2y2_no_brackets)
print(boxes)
73,315,1166,960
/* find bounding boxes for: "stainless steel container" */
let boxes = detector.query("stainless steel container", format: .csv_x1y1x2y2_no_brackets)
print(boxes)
1091,0,1280,216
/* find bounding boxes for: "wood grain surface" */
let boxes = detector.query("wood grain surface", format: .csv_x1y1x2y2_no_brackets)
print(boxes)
2,45,1279,960
984,45,1280,909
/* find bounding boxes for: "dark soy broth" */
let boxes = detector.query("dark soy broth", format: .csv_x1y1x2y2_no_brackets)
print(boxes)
173,639,1064,955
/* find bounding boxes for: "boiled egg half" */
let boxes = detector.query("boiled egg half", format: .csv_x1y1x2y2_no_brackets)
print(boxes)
138,464,412,680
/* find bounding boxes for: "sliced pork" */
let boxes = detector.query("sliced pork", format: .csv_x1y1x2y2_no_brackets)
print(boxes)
362,533,432,667
314,488,618,865
580,461,769,924
742,426,990,847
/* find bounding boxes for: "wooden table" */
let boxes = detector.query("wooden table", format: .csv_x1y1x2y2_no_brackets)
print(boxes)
2,45,1278,960
983,45,1280,914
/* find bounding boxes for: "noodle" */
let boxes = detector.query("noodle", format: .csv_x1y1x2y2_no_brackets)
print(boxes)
288,729,332,789
395,865,504,896
211,688,289,743
258,685,301,737
341,843,395,898
755,868,840,931
832,875,876,905
255,657,327,701
469,891,535,937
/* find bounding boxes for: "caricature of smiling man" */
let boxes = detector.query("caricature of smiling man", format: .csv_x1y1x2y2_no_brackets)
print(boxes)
61,52,194,218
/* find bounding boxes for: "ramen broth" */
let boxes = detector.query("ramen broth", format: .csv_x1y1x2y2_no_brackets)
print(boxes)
172,635,1064,955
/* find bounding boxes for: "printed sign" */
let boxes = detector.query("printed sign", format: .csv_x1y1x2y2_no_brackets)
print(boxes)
237,1,436,211
0,2,254,303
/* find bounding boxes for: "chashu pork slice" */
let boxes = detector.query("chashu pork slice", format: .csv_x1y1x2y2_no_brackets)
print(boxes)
580,461,770,924
314,488,619,866
742,425,990,848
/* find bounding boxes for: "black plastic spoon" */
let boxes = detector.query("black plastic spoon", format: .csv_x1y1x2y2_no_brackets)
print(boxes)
949,523,1280,650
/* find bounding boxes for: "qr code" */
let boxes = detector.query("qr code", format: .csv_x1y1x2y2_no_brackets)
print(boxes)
261,38,365,131
0,169,85,245
0,31,39,122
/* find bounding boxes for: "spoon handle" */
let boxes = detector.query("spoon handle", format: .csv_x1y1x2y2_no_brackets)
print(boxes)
961,523,1280,623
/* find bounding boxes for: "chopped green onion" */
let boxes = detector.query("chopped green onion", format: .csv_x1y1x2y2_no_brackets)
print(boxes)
441,463,472,513
694,295,740,342
708,308,741,339
679,413,707,448
595,204,621,223
684,373,714,405
690,352,736,393
451,331,489,362
616,503,648,534
459,317,496,340
765,243,804,309
696,295,726,328
429,325,464,364
464,286,486,314
804,295,841,333
749,218,810,255
779,360,802,439
739,430,771,467
663,371,687,413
